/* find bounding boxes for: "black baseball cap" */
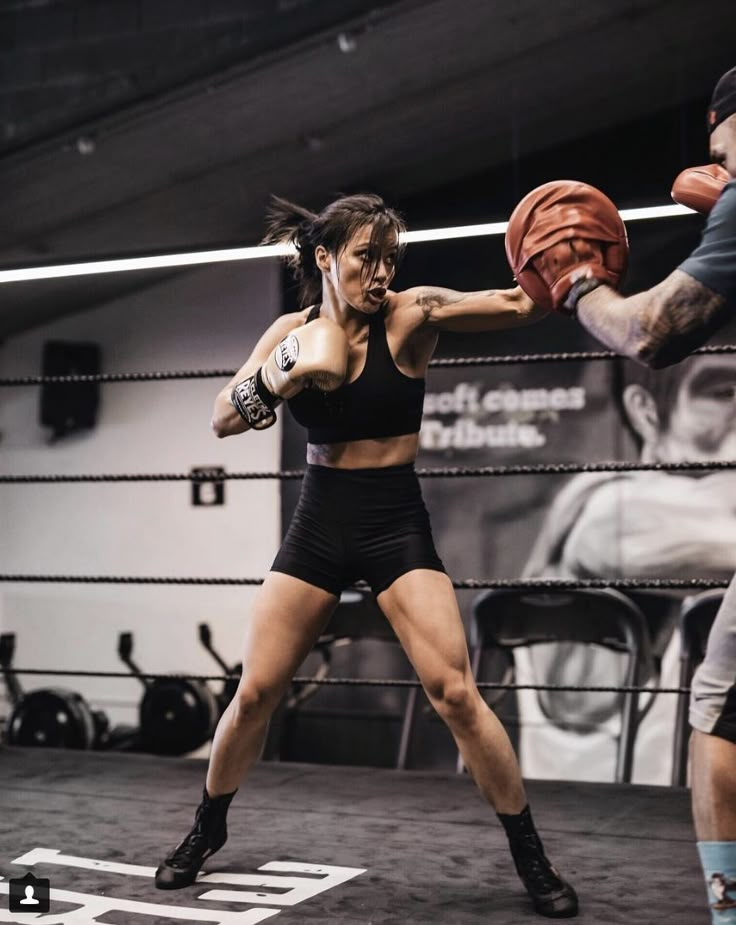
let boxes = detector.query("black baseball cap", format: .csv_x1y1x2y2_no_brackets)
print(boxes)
708,65,736,134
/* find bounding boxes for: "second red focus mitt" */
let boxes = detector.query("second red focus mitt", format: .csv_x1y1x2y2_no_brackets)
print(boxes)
671,164,729,215
505,180,628,315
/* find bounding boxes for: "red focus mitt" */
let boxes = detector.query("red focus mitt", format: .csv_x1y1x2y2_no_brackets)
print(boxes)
505,181,628,315
671,164,729,215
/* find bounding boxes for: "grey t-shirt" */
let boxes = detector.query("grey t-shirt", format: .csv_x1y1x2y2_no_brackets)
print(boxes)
679,178,736,305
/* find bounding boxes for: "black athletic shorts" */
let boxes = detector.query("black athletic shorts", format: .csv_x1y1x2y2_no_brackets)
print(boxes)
271,463,446,596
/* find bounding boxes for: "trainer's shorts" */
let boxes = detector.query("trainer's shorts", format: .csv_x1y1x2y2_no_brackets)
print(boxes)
690,572,736,744
271,463,446,596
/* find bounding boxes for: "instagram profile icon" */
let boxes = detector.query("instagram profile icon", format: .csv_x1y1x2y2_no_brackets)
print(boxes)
9,872,50,912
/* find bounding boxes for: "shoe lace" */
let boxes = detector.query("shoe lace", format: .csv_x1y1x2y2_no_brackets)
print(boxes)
517,852,564,894
168,818,209,869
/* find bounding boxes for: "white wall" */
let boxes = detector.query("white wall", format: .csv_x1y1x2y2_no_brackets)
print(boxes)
0,259,283,744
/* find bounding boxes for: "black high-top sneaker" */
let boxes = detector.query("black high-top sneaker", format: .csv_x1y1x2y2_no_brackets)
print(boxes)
155,787,236,890
498,805,578,918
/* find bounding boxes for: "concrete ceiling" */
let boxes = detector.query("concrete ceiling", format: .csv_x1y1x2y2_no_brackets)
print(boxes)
1,0,734,337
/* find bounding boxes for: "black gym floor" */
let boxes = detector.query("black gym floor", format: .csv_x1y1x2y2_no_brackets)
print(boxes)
0,747,706,924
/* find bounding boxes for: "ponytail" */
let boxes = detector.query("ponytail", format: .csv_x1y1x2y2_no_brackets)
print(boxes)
262,195,322,305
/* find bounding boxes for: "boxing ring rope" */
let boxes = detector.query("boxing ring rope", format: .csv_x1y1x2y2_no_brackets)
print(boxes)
0,575,727,590
1,459,735,483
0,667,693,696
1,342,735,387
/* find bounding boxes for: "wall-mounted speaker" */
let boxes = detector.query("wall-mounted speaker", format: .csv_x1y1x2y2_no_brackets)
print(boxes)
40,341,101,439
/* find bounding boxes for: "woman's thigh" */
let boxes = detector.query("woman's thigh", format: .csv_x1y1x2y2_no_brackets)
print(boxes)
376,569,471,692
239,571,338,694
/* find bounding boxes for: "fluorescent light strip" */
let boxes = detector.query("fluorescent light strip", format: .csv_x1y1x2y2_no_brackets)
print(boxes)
401,221,510,243
402,204,693,243
0,203,695,283
618,204,693,221
0,243,294,283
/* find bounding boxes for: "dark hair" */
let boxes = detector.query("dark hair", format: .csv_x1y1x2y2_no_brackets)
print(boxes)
262,192,406,306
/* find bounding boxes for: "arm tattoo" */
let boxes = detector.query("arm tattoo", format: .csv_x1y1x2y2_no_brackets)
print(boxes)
637,271,729,368
579,271,729,368
415,287,497,322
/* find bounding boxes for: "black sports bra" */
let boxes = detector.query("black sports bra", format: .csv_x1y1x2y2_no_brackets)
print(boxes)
287,305,425,443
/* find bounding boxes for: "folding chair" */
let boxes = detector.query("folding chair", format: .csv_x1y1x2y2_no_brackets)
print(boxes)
469,588,655,783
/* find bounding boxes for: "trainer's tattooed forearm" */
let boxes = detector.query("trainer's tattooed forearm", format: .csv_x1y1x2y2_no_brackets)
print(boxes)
637,272,729,367
578,270,729,368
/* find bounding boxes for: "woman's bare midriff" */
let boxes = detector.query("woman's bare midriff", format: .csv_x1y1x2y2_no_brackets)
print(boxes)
306,432,419,469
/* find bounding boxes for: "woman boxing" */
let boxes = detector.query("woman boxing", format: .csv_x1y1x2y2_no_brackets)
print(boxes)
155,192,578,918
